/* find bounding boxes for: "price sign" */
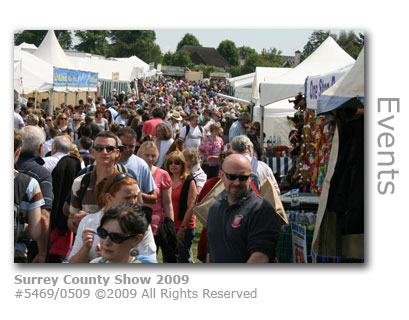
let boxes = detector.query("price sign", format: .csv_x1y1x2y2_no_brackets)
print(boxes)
291,222,308,263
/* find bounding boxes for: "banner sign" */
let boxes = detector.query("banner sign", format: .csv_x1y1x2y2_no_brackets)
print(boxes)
291,222,308,263
112,72,119,81
305,64,352,110
53,68,98,86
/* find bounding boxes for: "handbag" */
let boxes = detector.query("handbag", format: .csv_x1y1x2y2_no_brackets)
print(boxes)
259,177,288,225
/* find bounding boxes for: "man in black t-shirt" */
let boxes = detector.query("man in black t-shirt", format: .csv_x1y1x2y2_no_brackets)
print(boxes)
207,154,280,263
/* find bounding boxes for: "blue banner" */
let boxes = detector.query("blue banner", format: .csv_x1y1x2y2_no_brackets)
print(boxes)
53,68,98,86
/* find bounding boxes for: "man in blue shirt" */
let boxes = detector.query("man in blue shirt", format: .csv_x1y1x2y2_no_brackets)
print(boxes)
117,128,157,204
229,112,250,141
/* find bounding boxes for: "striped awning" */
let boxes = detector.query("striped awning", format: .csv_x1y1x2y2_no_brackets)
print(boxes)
99,80,131,99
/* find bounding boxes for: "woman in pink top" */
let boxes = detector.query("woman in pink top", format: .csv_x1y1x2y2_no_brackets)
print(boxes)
198,122,224,179
137,141,175,262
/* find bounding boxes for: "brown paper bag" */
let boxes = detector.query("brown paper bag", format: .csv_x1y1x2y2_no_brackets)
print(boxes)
193,179,225,226
260,177,288,225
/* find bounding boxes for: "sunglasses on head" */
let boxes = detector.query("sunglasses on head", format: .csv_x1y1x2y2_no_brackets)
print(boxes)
168,160,181,165
222,170,251,181
97,226,137,244
93,145,117,153
106,173,136,192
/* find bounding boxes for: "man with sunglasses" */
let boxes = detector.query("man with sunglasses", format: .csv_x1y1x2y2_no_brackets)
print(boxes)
68,131,125,232
207,154,280,263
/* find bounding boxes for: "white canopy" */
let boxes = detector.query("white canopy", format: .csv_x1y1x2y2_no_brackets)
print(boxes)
259,37,355,106
252,67,290,104
317,47,364,114
14,46,54,94
228,72,255,88
33,30,75,69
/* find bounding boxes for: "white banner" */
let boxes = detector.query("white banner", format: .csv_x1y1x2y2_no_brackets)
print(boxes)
305,64,352,110
291,222,308,263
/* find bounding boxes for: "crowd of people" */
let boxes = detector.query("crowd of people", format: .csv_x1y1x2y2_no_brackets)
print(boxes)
13,77,282,264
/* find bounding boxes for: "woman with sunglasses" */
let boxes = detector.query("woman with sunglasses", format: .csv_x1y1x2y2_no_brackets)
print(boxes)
90,203,155,263
137,141,176,262
68,172,156,263
164,151,198,263
55,112,73,141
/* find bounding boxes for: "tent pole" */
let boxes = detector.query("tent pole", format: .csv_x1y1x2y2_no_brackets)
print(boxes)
260,104,265,154
34,91,37,109
49,89,54,116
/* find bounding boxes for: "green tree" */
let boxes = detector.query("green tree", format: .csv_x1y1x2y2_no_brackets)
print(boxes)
241,52,265,74
14,30,73,49
238,46,257,60
260,47,284,66
217,40,240,66
226,65,243,77
109,30,163,63
336,30,364,59
172,50,193,68
163,51,174,65
74,30,110,56
176,33,201,51
301,30,337,61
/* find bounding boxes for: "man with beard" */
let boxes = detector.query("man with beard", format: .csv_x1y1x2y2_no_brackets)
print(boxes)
206,154,280,263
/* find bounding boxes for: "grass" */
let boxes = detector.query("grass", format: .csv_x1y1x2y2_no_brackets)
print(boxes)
156,219,204,264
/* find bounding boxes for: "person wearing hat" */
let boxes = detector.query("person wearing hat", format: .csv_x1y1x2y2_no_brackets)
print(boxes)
170,111,182,138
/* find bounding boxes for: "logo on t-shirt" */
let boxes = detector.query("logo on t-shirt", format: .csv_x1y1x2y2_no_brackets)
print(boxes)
232,214,244,228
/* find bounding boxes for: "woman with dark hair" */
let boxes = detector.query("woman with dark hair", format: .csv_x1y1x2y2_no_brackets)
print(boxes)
104,109,114,128
90,203,154,263
155,123,174,168
68,172,156,263
164,151,197,263
94,110,109,131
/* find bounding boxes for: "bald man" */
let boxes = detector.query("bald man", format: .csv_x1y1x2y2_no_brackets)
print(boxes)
207,154,280,263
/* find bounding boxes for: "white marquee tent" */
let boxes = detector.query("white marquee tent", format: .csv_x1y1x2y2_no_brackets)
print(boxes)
259,37,355,106
317,47,364,114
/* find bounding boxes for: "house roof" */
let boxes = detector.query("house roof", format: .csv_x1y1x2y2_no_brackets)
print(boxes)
179,45,229,68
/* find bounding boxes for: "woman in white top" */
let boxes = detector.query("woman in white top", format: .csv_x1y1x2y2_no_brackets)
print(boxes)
68,172,156,262
94,110,109,132
155,123,174,168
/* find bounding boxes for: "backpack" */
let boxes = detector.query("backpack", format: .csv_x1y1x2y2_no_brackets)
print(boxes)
250,158,260,192
77,163,129,210
14,172,31,246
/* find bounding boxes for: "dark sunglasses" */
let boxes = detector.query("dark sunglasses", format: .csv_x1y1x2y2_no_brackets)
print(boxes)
93,145,117,153
46,119,53,122
106,173,136,192
222,170,251,181
60,118,67,120
168,160,181,165
97,226,137,244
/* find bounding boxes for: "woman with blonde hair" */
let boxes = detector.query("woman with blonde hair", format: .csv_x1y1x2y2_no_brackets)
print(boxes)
155,123,174,168
182,147,207,194
164,151,197,263
137,141,176,262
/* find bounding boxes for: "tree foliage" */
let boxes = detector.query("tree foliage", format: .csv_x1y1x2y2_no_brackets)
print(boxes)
238,46,257,60
108,30,162,63
302,29,364,61
260,48,284,66
74,30,110,56
176,33,201,51
14,30,73,49
217,40,240,66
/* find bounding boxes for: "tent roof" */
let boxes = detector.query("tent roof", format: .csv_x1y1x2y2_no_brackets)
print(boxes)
260,37,355,106
228,72,255,88
14,47,54,94
251,67,291,103
33,30,75,69
18,42,37,50
317,47,364,114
